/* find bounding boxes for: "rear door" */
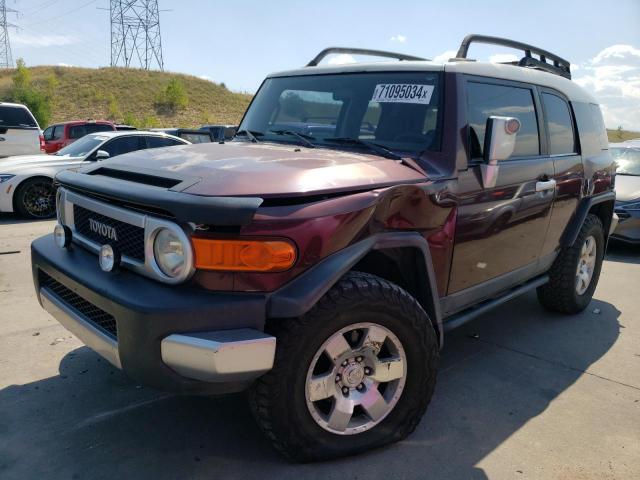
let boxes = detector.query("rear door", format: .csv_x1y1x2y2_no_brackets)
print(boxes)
538,89,583,257
0,105,40,157
447,78,555,307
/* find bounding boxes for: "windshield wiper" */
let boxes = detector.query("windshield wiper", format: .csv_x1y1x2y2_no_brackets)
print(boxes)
324,137,429,175
269,129,316,148
324,137,401,160
234,129,263,143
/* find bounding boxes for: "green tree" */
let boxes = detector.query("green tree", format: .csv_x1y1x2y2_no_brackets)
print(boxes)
155,78,188,112
10,59,52,127
616,125,624,140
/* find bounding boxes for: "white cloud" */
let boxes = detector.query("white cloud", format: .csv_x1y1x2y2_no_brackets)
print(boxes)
431,50,456,64
56,62,74,67
390,35,407,43
198,75,212,81
574,44,640,130
489,53,519,64
12,33,78,48
327,54,356,65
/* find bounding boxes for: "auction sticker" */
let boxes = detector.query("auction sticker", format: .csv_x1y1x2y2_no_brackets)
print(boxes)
372,84,434,105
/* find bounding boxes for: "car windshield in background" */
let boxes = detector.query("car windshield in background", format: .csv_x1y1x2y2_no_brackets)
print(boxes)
611,147,640,176
181,133,211,144
55,135,106,157
0,106,38,128
238,71,442,154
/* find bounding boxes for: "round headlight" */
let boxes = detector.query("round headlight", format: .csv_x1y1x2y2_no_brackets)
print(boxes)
99,244,120,272
153,228,187,278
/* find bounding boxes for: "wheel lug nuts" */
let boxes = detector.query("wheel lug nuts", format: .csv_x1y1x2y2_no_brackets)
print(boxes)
342,387,349,395
335,374,341,382
356,383,364,391
364,367,371,375
356,356,363,363
341,360,348,367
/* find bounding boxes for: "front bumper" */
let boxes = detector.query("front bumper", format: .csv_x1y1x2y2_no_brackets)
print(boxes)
32,234,275,394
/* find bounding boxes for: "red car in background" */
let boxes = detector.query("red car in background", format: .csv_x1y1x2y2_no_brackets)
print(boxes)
42,120,116,154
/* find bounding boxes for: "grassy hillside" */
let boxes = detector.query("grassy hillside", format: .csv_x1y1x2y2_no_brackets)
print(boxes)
0,66,252,128
608,129,640,143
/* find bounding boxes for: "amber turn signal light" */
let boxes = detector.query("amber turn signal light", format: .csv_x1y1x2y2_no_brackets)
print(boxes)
192,237,297,272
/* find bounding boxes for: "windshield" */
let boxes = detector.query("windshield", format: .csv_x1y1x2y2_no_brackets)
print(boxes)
239,71,442,154
611,147,640,176
55,135,106,158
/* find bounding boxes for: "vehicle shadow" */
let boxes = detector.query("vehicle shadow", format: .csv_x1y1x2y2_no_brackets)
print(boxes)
0,292,621,480
606,239,640,264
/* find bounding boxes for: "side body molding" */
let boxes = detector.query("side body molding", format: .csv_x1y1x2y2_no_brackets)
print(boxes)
560,191,616,247
267,232,443,345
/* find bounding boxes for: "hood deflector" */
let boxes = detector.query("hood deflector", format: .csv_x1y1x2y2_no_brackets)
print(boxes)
55,169,263,226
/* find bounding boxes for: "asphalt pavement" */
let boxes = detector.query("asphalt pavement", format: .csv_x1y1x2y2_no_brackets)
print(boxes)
0,214,638,479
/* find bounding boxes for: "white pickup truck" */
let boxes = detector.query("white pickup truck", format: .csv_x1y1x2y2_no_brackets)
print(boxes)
0,102,43,158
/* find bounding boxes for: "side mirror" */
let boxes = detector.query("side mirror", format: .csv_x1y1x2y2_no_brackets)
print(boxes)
95,150,110,161
481,116,521,188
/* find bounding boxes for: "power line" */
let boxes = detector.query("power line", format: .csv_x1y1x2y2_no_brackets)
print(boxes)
110,0,164,71
0,0,17,68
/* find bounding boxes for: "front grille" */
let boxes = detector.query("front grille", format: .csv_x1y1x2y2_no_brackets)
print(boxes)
39,271,117,339
73,205,145,261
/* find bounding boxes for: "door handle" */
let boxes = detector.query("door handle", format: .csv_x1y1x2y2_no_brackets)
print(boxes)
535,179,557,192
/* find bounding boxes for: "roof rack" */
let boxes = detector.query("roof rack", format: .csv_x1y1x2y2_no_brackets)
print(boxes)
454,34,571,79
307,47,426,67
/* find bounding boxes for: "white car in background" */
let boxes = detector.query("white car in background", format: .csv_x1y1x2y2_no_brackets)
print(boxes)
0,130,189,219
0,102,43,157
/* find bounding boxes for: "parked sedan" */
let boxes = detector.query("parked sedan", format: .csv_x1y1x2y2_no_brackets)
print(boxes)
0,131,188,219
611,142,640,244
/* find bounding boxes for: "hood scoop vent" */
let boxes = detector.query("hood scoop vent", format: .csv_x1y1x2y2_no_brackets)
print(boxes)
88,166,183,189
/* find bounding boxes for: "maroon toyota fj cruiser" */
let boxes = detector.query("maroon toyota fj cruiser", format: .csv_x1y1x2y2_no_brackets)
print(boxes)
31,35,616,461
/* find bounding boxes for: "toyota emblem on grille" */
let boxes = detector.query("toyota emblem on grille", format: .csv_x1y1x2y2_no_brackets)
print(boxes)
88,218,118,241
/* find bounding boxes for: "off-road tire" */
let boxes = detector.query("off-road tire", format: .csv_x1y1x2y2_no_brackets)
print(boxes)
248,271,439,462
537,214,605,314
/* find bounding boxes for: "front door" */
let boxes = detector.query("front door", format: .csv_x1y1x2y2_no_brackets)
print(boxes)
446,78,555,309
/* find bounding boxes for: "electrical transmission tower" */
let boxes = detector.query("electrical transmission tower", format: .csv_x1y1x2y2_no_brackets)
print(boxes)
110,0,164,70
0,0,16,69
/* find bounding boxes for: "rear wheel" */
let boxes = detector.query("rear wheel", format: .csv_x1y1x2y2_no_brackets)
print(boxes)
248,271,439,462
15,177,56,219
537,214,605,313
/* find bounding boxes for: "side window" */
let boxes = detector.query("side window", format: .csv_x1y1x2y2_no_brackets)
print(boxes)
53,125,64,139
100,136,144,158
467,81,540,159
542,92,576,155
87,124,114,134
69,125,86,139
43,126,54,141
145,136,184,149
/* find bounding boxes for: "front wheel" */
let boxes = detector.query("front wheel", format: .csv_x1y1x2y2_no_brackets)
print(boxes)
537,214,605,313
248,272,439,462
14,177,56,219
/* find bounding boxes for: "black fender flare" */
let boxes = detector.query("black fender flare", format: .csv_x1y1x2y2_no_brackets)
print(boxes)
560,191,615,247
267,232,443,347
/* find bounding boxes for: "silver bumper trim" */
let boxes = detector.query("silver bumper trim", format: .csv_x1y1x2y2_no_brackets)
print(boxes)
40,288,122,369
161,329,276,383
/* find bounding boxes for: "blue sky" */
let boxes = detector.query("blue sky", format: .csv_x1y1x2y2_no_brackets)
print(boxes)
7,0,640,129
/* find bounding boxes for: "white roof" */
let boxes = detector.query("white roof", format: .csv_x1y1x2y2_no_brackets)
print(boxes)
268,59,597,104
86,130,185,140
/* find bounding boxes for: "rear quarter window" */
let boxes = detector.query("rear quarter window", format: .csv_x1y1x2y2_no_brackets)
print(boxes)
0,105,38,128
